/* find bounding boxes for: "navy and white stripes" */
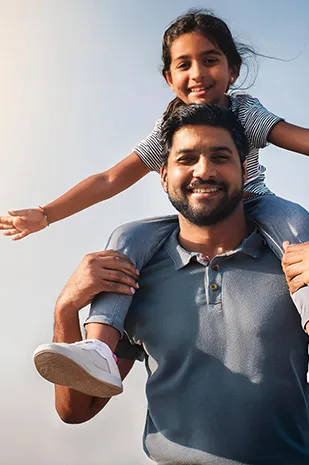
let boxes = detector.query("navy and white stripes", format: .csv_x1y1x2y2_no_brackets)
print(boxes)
134,117,164,173
134,93,283,196
230,94,283,194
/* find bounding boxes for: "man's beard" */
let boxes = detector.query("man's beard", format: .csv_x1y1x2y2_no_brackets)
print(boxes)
167,180,244,227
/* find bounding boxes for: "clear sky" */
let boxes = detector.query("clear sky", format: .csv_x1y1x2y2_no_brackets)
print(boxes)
0,1,308,463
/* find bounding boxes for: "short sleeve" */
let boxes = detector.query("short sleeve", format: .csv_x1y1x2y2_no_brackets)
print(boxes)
230,94,284,149
115,333,145,362
291,287,309,332
133,118,163,173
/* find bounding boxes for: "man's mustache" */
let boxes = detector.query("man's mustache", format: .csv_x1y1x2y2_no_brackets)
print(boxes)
187,179,227,191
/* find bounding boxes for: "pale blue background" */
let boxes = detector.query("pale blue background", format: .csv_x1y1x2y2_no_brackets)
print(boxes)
0,1,308,464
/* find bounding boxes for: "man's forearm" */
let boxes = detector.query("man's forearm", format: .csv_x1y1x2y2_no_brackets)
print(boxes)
51,251,138,423
52,296,108,423
55,357,134,424
53,297,134,423
54,384,110,424
53,298,83,343
53,298,100,423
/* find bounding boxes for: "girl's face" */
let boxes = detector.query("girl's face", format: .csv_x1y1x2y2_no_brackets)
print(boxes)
165,32,238,107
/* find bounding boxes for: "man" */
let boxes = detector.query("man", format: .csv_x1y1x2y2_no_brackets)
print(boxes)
50,104,309,464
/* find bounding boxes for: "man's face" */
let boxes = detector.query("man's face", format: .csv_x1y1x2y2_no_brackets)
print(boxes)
161,125,246,226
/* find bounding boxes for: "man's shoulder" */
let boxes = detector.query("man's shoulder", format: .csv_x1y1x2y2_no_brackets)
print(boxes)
108,215,178,243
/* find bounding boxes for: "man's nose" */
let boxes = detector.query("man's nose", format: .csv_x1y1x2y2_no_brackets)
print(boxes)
193,157,216,178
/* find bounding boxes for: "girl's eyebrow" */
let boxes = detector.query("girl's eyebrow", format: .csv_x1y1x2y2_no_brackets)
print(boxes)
173,49,223,62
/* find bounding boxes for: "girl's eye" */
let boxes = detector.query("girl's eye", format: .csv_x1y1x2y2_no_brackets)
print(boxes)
204,57,218,65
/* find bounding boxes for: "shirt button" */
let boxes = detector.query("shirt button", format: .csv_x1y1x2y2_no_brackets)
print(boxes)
210,283,218,291
212,264,219,271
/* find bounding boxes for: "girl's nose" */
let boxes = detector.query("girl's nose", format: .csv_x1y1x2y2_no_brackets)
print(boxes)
190,61,204,81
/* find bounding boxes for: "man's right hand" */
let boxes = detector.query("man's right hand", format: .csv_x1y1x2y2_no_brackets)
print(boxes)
56,250,139,314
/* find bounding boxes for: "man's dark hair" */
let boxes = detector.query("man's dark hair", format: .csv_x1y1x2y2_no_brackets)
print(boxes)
161,103,249,165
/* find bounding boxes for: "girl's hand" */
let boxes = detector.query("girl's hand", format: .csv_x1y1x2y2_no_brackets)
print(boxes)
0,208,48,240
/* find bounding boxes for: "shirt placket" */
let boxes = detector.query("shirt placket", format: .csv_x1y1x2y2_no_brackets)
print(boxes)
197,254,222,306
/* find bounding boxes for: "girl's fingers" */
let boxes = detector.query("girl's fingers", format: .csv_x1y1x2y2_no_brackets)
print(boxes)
0,223,16,230
2,229,19,236
11,231,29,241
0,217,15,228
8,209,29,216
2,229,28,240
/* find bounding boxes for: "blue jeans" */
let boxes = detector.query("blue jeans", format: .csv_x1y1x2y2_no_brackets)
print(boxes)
86,194,309,334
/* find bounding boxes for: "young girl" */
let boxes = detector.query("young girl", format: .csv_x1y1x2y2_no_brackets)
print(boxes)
5,10,309,397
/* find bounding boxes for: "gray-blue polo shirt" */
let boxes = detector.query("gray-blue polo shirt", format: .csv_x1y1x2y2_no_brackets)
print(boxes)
118,228,309,465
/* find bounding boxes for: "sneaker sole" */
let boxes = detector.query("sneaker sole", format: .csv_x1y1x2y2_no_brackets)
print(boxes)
34,350,123,398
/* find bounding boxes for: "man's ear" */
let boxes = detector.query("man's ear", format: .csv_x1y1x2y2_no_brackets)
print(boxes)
164,70,175,92
243,160,248,183
160,165,168,192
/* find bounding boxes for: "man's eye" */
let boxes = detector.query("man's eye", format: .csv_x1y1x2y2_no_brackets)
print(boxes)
213,155,228,162
177,62,190,69
178,157,195,164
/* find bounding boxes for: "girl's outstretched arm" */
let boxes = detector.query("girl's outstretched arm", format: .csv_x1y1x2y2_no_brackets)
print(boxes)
269,121,309,156
0,152,149,240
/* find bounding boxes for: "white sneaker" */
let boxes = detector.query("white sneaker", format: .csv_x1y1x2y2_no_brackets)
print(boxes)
33,339,123,398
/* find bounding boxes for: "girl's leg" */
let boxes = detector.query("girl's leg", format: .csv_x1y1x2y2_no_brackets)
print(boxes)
86,323,120,352
244,194,309,258
244,194,309,330
84,214,179,337
34,215,179,396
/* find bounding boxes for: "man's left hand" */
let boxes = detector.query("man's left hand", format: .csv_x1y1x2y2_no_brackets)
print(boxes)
282,241,309,294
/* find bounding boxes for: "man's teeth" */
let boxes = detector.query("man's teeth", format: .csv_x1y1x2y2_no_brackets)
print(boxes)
192,188,219,193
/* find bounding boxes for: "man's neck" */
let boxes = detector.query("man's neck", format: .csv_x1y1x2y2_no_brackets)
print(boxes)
178,206,250,259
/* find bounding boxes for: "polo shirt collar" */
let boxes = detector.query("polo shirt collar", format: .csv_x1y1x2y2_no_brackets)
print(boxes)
165,227,265,271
